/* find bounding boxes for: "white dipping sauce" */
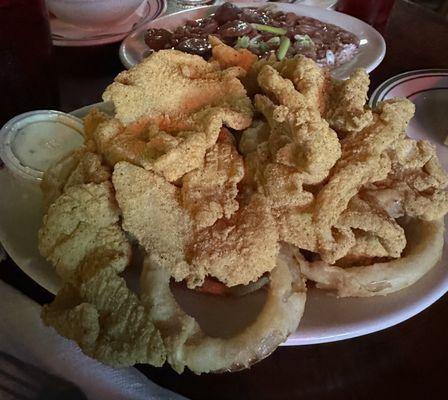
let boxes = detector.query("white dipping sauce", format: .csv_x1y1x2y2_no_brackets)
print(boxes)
11,120,83,172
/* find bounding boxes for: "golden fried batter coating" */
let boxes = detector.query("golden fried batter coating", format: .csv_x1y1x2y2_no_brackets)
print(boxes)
112,162,193,283
209,36,258,72
84,105,252,182
41,148,111,211
337,196,406,259
276,55,331,113
314,99,415,263
325,68,373,135
262,163,314,209
298,218,444,297
362,136,448,222
181,142,244,230
255,65,341,185
42,261,165,367
38,182,131,281
275,209,317,252
191,195,279,287
103,49,253,127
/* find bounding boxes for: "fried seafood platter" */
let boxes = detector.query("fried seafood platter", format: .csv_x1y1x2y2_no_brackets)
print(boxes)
38,42,448,374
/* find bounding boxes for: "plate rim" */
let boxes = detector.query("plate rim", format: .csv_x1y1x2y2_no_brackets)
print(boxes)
118,1,386,79
370,69,448,107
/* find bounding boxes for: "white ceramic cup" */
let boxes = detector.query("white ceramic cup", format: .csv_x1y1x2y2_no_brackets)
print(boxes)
46,0,145,28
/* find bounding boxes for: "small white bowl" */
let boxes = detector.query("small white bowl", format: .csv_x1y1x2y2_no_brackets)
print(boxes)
0,110,84,184
46,0,145,28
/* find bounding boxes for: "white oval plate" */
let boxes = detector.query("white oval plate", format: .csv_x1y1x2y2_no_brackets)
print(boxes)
1,99,447,345
119,2,385,80
50,0,167,47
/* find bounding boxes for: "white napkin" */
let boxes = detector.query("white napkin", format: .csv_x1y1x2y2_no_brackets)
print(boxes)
0,279,186,400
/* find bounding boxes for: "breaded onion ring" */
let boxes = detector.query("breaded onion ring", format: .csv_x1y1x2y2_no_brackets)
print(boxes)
140,244,306,374
296,218,444,297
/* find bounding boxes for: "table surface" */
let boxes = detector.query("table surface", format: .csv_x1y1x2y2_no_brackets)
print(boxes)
2,1,448,399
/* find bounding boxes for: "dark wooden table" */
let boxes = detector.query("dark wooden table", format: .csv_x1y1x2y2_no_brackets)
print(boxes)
2,1,448,399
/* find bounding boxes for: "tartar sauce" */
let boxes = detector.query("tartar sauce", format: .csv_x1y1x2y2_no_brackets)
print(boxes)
11,120,83,172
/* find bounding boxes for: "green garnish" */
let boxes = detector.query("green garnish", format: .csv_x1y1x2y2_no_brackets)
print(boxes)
252,23,287,36
258,42,269,53
277,36,291,60
294,34,314,47
235,36,250,49
266,36,281,46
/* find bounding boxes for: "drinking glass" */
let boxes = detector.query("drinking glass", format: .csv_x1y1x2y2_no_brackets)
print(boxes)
335,0,396,33
0,0,59,126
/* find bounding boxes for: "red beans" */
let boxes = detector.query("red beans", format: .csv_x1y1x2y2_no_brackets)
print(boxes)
175,37,211,57
144,2,360,68
214,2,240,25
217,20,252,38
240,8,269,24
144,28,173,51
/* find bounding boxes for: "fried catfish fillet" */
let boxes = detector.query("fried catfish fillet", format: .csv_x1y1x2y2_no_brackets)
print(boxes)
191,194,279,287
181,141,244,230
255,65,341,186
38,182,131,281
325,68,373,136
41,147,111,211
42,256,166,367
365,139,448,221
275,55,331,113
209,36,258,72
84,105,250,182
102,49,253,128
112,161,194,282
298,218,444,297
314,99,415,264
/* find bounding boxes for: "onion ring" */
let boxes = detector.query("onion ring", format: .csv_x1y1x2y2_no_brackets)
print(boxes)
140,244,306,374
296,218,444,297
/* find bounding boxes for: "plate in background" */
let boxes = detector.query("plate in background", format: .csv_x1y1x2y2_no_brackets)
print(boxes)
51,0,166,46
119,2,385,79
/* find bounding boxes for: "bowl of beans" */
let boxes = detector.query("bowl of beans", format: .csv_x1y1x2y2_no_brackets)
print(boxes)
120,2,386,79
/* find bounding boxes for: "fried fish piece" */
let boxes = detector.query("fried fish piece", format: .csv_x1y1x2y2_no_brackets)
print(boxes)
255,65,341,185
276,55,331,114
102,50,253,128
191,194,279,287
84,105,251,182
336,196,406,259
325,68,373,136
42,257,166,367
181,141,244,230
298,218,444,297
368,139,448,221
314,99,415,264
209,36,258,72
112,162,193,283
274,209,317,252
243,55,331,112
41,147,111,211
38,182,131,282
